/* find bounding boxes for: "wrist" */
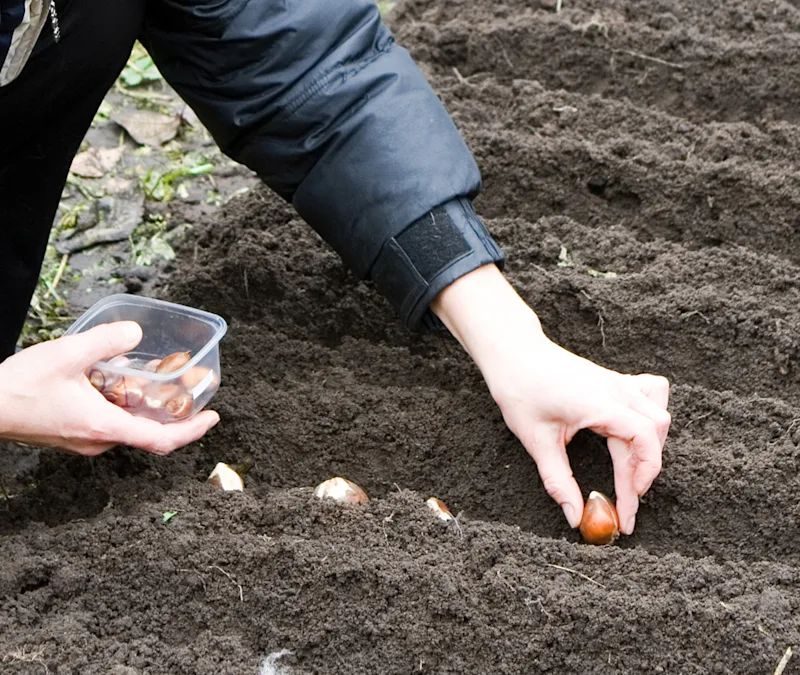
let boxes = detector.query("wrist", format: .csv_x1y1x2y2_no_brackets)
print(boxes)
0,364,16,440
430,264,547,375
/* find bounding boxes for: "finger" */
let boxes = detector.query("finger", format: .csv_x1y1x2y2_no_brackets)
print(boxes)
592,405,663,495
632,374,670,410
606,436,639,535
62,322,143,372
629,393,672,447
57,441,116,456
106,409,221,455
73,442,117,456
588,406,663,533
519,426,585,528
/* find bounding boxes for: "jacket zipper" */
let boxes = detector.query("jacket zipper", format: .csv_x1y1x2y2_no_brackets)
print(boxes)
49,1,61,43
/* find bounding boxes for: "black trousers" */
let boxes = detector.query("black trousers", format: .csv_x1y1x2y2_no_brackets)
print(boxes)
0,0,146,361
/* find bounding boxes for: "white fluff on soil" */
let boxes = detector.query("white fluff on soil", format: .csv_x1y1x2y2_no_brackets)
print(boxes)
258,649,295,675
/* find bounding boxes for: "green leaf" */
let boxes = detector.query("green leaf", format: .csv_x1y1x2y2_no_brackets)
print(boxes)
119,53,162,88
133,232,177,266
162,510,178,523
120,68,143,87
557,245,574,268
377,0,395,16
142,167,172,201
587,268,618,279
92,100,113,125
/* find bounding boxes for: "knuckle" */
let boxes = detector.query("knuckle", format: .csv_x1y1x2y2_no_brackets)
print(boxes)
94,325,117,356
59,337,85,364
541,473,572,500
645,453,663,475
103,334,116,358
652,375,670,392
75,419,114,444
150,437,175,455
631,417,653,440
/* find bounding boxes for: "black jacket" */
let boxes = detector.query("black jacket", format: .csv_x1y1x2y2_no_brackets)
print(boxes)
2,0,505,331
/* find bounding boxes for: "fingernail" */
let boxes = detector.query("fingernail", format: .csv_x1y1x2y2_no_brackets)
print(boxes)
122,322,142,343
209,412,221,428
562,503,580,529
625,515,636,535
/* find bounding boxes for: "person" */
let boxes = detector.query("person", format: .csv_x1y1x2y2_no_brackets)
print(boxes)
0,0,671,535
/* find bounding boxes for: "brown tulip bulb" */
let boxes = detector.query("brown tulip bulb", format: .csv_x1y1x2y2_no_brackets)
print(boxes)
88,369,107,390
426,497,454,521
165,393,193,418
181,366,216,390
103,377,144,409
207,462,244,491
579,491,620,546
156,351,191,374
314,477,369,504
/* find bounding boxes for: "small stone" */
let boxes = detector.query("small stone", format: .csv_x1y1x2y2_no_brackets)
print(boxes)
110,667,139,675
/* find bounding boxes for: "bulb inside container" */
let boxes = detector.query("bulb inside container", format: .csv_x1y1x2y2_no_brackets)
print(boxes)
89,350,220,423
68,293,228,424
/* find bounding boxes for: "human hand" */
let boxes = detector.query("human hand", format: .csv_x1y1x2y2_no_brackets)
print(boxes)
482,336,669,534
0,321,220,456
431,264,671,534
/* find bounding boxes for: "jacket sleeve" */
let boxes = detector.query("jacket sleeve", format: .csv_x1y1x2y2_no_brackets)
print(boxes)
140,0,504,332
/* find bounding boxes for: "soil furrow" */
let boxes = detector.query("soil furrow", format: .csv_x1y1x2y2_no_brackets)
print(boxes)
160,201,800,406
5,0,800,672
393,0,800,40
1,489,798,675
395,14,800,125
495,215,800,403
435,75,800,168
462,127,800,266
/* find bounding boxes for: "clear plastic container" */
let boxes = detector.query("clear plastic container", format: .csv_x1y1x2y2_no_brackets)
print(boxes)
64,294,227,423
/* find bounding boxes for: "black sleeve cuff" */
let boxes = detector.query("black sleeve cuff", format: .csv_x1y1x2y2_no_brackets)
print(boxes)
369,198,506,333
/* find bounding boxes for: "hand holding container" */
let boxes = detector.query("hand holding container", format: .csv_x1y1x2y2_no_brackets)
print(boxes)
64,294,227,423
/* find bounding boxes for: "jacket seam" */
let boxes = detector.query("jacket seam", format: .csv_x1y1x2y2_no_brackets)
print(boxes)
189,0,250,32
278,35,394,121
457,198,501,258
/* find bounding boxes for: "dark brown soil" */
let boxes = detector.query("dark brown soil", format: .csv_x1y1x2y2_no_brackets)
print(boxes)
3,0,800,673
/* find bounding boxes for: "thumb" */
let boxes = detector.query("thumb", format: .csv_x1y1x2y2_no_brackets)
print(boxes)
63,321,143,371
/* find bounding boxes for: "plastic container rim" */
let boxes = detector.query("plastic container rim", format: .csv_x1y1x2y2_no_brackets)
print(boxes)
64,293,228,381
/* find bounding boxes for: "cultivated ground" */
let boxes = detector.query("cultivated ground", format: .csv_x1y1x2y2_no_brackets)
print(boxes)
2,1,800,673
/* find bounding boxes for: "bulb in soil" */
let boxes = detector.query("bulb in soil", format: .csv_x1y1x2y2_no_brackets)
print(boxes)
314,477,369,504
207,462,245,491
426,497,454,521
156,351,191,374
579,491,620,546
